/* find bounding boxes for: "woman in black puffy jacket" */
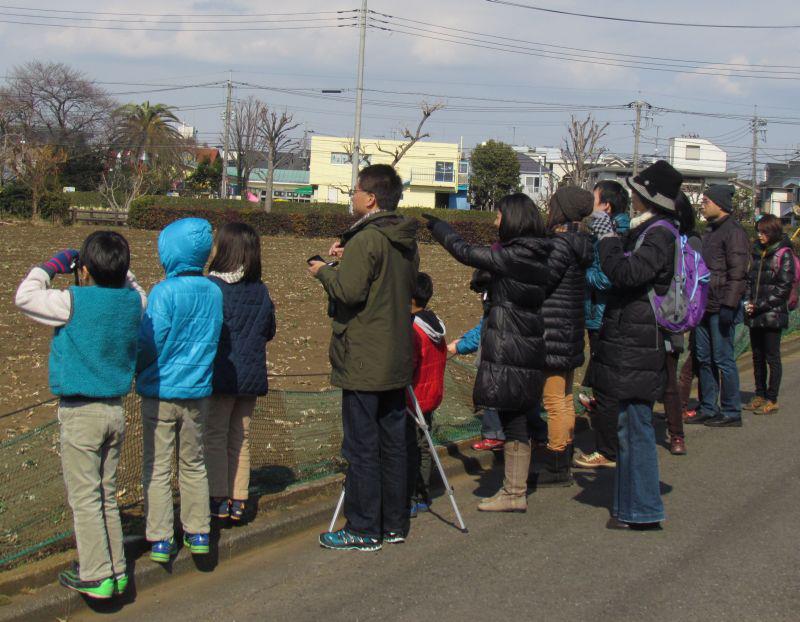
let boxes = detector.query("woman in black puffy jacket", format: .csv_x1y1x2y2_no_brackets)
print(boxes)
744,214,796,414
585,160,679,531
538,187,594,486
426,193,549,513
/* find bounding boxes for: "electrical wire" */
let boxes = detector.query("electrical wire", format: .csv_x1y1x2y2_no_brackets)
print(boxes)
484,0,800,29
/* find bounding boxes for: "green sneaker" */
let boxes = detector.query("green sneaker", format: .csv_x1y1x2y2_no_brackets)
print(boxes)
183,532,210,555
58,567,115,599
114,572,128,595
150,537,177,563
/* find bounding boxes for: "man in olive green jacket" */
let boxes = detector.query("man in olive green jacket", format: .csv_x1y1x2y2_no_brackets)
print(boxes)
309,164,419,550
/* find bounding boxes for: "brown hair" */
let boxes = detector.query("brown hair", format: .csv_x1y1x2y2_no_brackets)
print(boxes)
756,214,783,245
208,222,262,282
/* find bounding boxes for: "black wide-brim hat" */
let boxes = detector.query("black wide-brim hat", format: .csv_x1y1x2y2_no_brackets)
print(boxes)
626,160,683,214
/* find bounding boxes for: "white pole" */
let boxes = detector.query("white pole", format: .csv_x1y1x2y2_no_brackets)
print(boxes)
349,0,368,214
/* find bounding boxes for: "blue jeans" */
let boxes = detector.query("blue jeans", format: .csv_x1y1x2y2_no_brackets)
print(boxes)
695,313,742,420
614,400,664,524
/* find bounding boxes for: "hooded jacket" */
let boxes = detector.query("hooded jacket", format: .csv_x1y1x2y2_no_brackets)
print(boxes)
585,212,630,331
137,218,223,399
316,211,419,391
585,214,676,402
745,235,796,330
429,219,550,412
701,214,750,315
410,310,447,413
542,226,593,370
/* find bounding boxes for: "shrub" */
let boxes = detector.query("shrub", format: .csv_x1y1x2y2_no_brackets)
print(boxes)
0,183,71,224
128,196,497,244
66,191,107,208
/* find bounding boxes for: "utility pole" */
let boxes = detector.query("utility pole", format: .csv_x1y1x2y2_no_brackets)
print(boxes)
221,71,233,199
750,108,767,217
630,100,651,177
349,0,368,214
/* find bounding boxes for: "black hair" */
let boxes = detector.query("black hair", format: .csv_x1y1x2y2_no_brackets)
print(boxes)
497,193,545,243
208,222,262,282
675,192,696,235
357,164,403,211
80,230,130,288
413,271,433,308
593,180,629,216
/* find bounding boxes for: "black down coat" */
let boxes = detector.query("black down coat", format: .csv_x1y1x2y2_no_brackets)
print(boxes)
429,220,550,412
542,226,593,370
701,215,750,314
745,236,796,330
585,215,676,402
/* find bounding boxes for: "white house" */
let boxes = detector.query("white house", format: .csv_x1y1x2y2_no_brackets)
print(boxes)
668,137,727,173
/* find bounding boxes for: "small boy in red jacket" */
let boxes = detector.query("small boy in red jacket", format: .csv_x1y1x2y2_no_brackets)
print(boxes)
408,272,447,517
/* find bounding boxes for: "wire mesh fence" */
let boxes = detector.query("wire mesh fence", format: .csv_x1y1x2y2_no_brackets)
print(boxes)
0,359,480,570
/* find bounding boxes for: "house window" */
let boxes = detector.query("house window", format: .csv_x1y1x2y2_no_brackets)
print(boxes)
534,177,541,189
459,160,469,175
685,144,701,161
435,161,455,182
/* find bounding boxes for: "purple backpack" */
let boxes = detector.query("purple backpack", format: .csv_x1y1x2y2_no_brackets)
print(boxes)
634,219,710,333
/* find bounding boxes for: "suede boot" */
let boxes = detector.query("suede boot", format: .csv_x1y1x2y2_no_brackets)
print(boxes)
533,444,574,488
478,440,530,512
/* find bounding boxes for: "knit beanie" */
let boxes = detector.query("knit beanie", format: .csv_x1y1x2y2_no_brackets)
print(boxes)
550,186,594,222
704,184,735,213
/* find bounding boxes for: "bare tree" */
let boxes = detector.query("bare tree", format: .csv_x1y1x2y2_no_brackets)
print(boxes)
561,114,609,188
99,158,149,212
258,108,299,213
376,102,444,166
228,96,268,196
0,61,114,146
9,142,67,220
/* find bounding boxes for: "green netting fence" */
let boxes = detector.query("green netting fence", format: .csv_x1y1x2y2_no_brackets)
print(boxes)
2,311,799,572
0,359,480,571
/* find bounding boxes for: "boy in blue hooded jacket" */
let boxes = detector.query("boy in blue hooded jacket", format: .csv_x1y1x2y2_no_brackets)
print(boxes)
137,218,223,562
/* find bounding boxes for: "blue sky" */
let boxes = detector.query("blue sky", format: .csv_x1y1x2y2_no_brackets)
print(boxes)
2,1,799,177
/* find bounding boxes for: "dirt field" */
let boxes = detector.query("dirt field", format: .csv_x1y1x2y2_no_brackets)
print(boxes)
0,222,481,438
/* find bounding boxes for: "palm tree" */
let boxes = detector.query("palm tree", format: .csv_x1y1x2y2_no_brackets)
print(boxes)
111,101,185,166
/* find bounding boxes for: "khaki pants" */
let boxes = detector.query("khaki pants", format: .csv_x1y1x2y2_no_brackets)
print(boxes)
543,370,576,451
59,398,126,582
141,398,209,541
204,395,255,501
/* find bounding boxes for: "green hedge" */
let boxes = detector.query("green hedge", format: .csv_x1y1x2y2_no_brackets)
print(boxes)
128,197,497,244
66,191,106,207
0,183,72,224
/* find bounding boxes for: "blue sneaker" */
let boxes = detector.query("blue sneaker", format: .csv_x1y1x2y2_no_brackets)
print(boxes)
409,504,418,519
210,497,230,519
411,501,430,515
150,537,177,563
183,532,210,555
319,528,382,551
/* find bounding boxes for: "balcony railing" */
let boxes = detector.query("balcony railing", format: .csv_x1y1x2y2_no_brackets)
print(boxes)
409,168,456,186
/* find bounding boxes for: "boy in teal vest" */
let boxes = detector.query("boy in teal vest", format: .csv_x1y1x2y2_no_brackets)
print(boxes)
15,231,146,599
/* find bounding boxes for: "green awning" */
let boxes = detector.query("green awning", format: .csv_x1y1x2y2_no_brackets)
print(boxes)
295,185,314,196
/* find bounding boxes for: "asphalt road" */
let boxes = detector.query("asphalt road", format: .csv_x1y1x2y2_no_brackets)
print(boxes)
73,348,800,622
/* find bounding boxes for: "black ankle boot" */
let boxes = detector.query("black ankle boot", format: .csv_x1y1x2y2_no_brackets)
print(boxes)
532,444,574,488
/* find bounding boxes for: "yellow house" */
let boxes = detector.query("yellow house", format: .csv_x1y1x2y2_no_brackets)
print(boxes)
309,135,462,209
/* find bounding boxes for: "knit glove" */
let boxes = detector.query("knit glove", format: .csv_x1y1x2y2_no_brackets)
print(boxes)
587,212,614,239
40,249,79,279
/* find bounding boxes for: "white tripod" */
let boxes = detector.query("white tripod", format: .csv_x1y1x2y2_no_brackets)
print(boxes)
328,385,468,534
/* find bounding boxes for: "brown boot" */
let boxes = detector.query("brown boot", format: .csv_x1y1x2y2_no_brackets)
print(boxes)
478,440,530,513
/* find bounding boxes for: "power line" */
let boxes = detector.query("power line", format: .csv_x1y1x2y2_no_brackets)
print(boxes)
370,18,800,80
0,11,356,25
484,0,800,29
0,5,357,18
372,11,800,71
0,18,357,32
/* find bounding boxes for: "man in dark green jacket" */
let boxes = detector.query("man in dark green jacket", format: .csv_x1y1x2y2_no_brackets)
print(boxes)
309,164,419,550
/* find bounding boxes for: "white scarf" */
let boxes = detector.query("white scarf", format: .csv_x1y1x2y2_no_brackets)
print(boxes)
630,209,657,230
209,266,245,284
